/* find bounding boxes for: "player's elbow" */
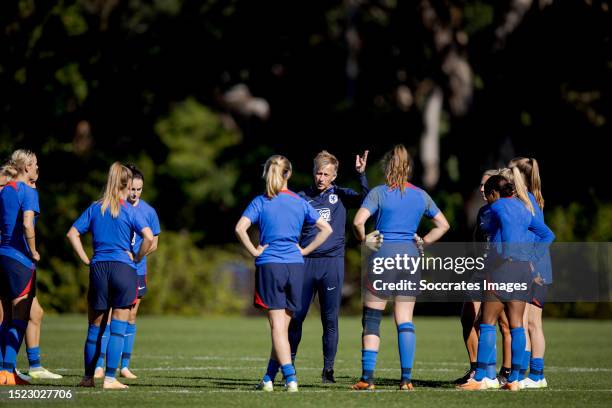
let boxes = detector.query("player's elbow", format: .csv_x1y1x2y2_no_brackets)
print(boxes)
234,223,246,238
23,220,34,232
66,227,78,239
440,220,450,233
353,218,365,229
435,216,450,233
322,222,333,236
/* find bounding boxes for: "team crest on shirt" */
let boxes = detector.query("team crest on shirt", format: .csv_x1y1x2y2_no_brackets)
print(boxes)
318,208,331,222
329,194,338,204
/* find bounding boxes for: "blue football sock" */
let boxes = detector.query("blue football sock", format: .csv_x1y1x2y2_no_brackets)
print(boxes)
3,320,27,371
520,350,531,380
121,323,137,369
486,344,497,379
263,359,280,383
84,324,101,377
508,327,526,383
96,324,110,369
105,319,128,378
397,322,415,382
474,324,496,381
361,349,378,382
281,363,297,384
528,357,544,381
27,346,42,369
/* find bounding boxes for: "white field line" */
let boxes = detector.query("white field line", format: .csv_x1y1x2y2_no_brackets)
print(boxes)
47,365,612,373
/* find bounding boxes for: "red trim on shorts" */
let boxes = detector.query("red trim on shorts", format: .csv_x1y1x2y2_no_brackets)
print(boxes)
132,284,139,305
531,297,542,308
254,291,269,309
17,269,35,298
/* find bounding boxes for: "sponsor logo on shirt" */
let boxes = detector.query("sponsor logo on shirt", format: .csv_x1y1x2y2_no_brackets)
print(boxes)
319,208,331,222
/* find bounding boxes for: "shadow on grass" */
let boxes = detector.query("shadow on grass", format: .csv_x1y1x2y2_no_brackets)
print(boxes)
343,377,453,389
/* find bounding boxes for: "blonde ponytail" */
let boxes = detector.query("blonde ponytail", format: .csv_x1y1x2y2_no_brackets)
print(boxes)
262,155,292,197
383,144,412,194
509,157,545,210
1,163,18,180
100,162,132,218
529,159,544,209
511,166,535,215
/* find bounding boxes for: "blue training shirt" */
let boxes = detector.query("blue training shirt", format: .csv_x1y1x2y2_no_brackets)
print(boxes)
72,200,149,268
474,204,495,243
361,183,440,242
242,190,321,265
489,197,555,263
131,199,161,276
0,181,40,269
299,172,369,258
527,192,553,284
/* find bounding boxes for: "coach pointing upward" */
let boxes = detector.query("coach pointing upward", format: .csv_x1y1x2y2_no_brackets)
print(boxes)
288,150,371,383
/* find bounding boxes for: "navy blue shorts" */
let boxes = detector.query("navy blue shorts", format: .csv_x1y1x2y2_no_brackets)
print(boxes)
365,242,421,299
529,283,549,308
137,275,147,298
88,261,137,310
486,260,532,303
254,263,304,312
467,268,486,302
0,255,36,300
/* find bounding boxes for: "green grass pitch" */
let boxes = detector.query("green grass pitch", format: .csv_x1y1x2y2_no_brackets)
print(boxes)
4,315,612,407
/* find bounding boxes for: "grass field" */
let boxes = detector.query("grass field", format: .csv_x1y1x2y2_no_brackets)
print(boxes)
2,315,612,407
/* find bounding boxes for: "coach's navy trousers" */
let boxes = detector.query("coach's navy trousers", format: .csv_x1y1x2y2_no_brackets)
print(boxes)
288,257,344,370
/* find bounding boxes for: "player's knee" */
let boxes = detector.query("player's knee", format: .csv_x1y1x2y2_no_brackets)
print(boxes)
323,315,338,332
128,310,137,324
527,318,540,333
31,304,44,324
292,310,307,324
362,306,382,338
289,316,302,331
499,320,511,335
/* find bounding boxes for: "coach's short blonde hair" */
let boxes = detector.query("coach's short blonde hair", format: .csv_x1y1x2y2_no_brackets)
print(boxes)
313,151,339,175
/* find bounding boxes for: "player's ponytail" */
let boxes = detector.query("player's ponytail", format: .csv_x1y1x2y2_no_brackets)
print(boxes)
101,162,132,218
529,159,544,209
262,155,292,198
510,166,535,215
509,157,544,210
1,162,18,180
383,144,412,194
